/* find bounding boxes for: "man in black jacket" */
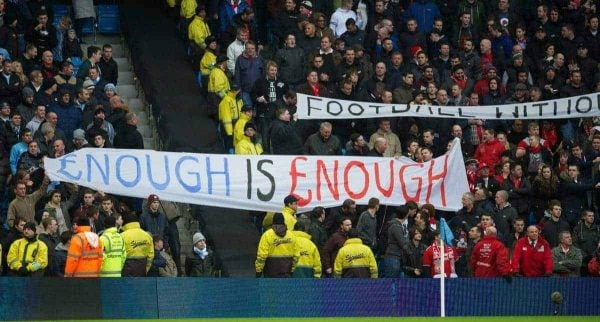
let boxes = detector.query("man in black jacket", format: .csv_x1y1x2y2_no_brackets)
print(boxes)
268,107,303,155
114,112,144,149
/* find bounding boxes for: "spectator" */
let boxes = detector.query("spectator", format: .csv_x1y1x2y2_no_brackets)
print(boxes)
272,0,299,45
97,44,118,85
25,9,57,54
113,112,144,150
552,231,583,277
334,228,377,278
263,195,299,233
185,231,215,277
0,60,23,107
356,197,380,252
368,118,401,158
148,235,177,277
560,164,596,228
7,174,49,226
322,217,352,277
140,194,170,251
540,200,571,248
304,121,341,155
51,230,72,277
422,230,458,278
511,225,553,277
62,29,83,62
226,28,248,75
275,34,305,88
383,205,411,277
573,209,600,276
330,0,361,38
76,46,101,82
268,106,303,155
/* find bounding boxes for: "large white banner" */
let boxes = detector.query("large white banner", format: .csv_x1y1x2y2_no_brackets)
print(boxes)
297,92,600,120
44,141,469,212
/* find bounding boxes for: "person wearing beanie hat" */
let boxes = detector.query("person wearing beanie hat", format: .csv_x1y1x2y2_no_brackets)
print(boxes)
104,83,117,94
188,4,211,49
255,211,298,278
185,231,216,277
121,212,155,276
140,194,170,253
233,104,253,148
6,221,49,276
208,54,230,101
218,81,243,151
200,35,218,80
234,118,263,155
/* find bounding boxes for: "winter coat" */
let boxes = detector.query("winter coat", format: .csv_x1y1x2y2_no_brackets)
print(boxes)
255,225,297,277
470,235,511,277
334,238,378,278
511,236,553,277
65,226,103,277
292,231,322,278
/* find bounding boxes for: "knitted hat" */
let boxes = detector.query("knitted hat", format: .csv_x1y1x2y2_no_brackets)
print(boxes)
82,79,95,89
273,213,285,225
192,232,206,245
22,87,35,98
148,194,160,203
104,83,117,92
73,128,86,140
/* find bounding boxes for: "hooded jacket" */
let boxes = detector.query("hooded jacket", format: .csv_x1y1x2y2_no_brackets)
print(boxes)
255,224,298,277
292,230,322,278
65,226,103,277
334,238,378,278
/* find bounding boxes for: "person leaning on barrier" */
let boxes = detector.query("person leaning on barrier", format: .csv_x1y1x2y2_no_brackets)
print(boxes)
185,232,216,277
334,228,378,278
255,213,298,278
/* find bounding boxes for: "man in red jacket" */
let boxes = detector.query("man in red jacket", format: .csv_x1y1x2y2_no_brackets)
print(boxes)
474,128,505,175
511,225,553,277
470,226,511,278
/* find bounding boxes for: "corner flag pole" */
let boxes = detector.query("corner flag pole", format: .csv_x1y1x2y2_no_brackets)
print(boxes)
440,237,446,317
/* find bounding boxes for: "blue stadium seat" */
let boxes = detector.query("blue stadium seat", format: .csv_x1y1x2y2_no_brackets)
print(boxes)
97,5,120,34
52,5,71,26
80,18,95,35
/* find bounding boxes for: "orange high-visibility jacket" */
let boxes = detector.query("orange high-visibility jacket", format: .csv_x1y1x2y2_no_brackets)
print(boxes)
65,226,103,277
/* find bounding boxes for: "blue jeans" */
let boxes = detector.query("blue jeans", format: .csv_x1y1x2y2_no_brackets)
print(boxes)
240,91,253,107
383,256,402,278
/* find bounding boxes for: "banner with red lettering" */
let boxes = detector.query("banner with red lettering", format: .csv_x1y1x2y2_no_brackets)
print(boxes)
44,140,469,212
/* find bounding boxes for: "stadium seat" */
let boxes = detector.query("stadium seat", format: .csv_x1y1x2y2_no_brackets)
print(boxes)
97,5,120,34
80,17,95,35
52,5,71,26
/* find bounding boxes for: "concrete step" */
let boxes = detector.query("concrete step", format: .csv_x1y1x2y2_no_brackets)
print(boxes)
118,84,138,98
126,98,144,111
118,71,134,85
137,124,152,138
143,137,154,149
115,57,130,70
136,111,148,122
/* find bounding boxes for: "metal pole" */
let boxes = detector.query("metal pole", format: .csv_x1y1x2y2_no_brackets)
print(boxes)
440,238,446,318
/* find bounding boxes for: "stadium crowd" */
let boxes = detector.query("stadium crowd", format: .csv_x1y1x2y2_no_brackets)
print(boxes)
170,0,600,278
3,0,600,279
